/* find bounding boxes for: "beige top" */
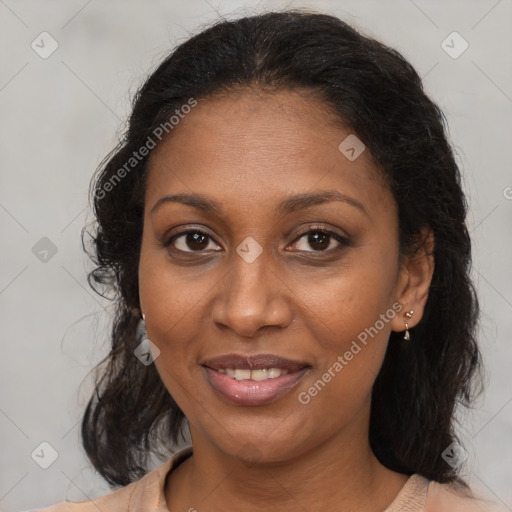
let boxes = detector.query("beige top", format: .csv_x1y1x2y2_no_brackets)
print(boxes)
29,446,499,511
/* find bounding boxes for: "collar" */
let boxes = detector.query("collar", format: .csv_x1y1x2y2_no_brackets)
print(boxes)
128,445,193,511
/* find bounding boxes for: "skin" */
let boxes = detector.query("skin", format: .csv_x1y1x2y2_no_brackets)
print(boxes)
138,88,434,511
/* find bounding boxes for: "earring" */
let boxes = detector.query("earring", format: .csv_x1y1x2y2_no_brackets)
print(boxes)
404,310,414,340
136,313,147,341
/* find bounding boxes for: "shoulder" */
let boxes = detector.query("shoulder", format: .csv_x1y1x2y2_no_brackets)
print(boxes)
25,482,134,512
385,473,505,512
425,480,506,512
28,447,192,512
27,473,149,512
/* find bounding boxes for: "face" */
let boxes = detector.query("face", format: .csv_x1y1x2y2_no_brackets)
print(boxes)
138,88,411,464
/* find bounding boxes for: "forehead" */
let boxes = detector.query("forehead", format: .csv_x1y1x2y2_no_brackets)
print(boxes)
145,88,393,220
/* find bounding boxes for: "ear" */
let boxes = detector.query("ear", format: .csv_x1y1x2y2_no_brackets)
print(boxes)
390,228,435,334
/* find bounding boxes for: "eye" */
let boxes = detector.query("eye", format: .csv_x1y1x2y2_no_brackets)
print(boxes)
289,226,349,253
163,225,349,255
165,229,222,253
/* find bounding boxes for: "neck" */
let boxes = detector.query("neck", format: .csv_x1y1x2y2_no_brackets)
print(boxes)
165,413,409,511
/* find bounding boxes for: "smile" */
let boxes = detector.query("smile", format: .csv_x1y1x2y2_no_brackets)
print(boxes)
204,367,309,406
202,353,310,406
217,368,289,380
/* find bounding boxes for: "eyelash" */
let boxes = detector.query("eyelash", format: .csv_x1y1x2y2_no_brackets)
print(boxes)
163,225,350,256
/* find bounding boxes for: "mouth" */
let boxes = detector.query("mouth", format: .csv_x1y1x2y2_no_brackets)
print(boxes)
201,353,311,406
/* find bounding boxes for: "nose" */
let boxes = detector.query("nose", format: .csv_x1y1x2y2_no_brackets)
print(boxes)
212,248,294,338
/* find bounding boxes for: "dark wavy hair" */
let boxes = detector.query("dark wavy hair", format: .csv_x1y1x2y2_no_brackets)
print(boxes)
81,10,482,489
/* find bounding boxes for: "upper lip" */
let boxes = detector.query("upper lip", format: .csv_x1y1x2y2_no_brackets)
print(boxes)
202,353,310,372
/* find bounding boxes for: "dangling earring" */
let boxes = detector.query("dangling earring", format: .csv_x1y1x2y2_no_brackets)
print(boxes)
404,310,414,340
134,312,160,364
137,313,148,342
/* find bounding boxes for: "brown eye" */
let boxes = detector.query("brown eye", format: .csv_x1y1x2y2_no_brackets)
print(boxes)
306,231,330,251
290,228,349,253
166,230,221,253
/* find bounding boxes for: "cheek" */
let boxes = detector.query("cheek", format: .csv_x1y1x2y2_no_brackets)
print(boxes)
138,238,200,364
293,249,398,346
290,251,398,397
138,236,228,410
138,224,214,333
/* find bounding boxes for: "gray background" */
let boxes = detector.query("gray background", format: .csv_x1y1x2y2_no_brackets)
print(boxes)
1,0,511,510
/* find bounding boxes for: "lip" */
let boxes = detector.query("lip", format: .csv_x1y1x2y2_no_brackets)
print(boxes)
201,353,311,406
202,353,308,372
203,366,309,406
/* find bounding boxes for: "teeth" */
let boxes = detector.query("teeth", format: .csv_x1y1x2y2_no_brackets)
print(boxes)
251,369,268,381
267,368,283,379
217,368,289,381
234,369,251,380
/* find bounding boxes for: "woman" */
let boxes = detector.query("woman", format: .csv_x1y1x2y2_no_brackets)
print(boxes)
31,10,498,512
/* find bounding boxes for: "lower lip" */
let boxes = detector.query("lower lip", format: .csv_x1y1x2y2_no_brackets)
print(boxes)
204,367,309,406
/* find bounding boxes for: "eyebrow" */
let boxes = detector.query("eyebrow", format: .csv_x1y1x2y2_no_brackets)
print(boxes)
150,190,368,217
